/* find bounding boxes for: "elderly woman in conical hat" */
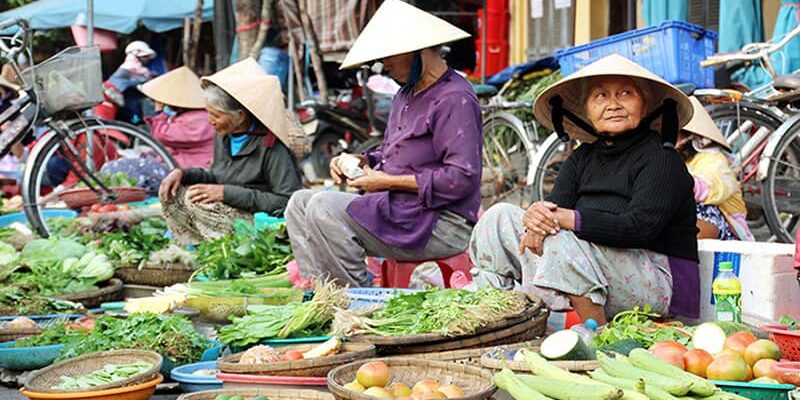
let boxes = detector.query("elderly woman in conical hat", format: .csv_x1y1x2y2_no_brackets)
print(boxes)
469,55,700,324
285,0,482,287
158,59,303,244
138,66,215,169
678,97,754,241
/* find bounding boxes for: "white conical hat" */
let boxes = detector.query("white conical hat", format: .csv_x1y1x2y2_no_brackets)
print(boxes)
201,58,289,147
339,0,470,70
682,96,731,151
533,54,693,142
139,66,205,109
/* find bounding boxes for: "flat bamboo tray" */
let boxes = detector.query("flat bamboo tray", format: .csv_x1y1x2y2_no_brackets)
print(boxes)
23,349,162,393
178,388,333,400
0,326,41,342
480,347,600,372
392,339,543,366
54,278,123,308
218,342,376,377
115,262,195,287
328,357,496,400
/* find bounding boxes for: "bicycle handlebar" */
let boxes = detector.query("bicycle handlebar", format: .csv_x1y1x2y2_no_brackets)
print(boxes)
0,18,29,60
701,22,800,68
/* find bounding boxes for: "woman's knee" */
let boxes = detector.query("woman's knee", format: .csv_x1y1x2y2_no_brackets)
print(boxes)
305,191,350,223
476,203,523,228
286,189,315,217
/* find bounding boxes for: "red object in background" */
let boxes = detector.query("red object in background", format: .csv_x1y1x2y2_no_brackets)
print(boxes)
471,0,510,78
794,229,799,270
70,25,118,52
380,252,474,289
564,310,582,329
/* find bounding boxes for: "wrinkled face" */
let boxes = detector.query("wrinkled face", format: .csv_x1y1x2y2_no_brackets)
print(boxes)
205,102,246,136
584,76,647,135
381,52,415,84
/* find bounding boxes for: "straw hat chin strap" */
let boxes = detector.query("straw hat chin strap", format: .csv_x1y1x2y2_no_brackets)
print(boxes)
549,95,679,148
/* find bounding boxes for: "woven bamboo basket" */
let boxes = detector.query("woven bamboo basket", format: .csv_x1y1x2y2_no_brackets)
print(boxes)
393,339,543,366
328,358,496,400
0,326,41,342
480,346,601,372
218,342,376,377
114,262,196,286
23,349,163,393
54,278,124,308
178,388,334,400
364,306,549,355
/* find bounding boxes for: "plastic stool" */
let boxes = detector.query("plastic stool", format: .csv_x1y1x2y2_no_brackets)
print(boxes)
380,252,474,288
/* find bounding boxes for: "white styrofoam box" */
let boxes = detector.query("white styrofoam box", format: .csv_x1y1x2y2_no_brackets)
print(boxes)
688,239,800,325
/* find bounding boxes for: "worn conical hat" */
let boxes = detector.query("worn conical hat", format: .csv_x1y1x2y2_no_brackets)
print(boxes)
533,54,693,143
138,66,205,109
339,0,470,69
201,58,289,147
682,96,731,151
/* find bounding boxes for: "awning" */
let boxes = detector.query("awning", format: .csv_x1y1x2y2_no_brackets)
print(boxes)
0,0,213,34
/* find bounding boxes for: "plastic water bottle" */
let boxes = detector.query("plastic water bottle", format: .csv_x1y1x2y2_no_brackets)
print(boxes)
570,318,598,345
712,261,742,323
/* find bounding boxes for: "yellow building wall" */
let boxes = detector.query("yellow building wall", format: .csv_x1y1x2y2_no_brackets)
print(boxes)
574,0,609,45
509,0,529,64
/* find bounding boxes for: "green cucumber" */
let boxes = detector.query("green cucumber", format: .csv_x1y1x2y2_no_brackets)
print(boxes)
597,352,691,396
493,369,550,400
628,348,717,396
619,389,650,400
598,339,642,356
515,374,623,400
521,349,600,384
589,370,679,400
540,329,596,361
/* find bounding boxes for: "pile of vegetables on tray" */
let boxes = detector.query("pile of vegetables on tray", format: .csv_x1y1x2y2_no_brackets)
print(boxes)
341,360,465,398
495,348,750,400
14,320,89,347
93,217,170,267
53,362,153,390
591,305,693,350
332,288,528,337
217,280,348,347
57,313,211,365
194,222,293,280
75,172,138,189
237,337,343,364
0,287,86,316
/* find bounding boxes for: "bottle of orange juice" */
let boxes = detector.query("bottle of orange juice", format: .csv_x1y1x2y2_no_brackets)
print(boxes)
712,261,741,323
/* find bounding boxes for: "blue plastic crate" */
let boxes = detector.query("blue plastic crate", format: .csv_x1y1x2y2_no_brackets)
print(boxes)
556,21,718,88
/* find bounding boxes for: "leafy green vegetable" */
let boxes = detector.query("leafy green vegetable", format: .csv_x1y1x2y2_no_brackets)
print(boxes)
185,274,293,297
195,222,293,280
62,252,114,282
591,305,692,349
96,218,169,266
54,362,153,389
58,313,211,365
75,172,138,189
0,286,85,316
780,315,799,330
14,322,85,347
332,288,527,337
21,237,85,268
0,241,18,268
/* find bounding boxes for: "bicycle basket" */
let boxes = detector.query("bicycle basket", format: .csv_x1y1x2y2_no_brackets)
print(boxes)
21,46,103,114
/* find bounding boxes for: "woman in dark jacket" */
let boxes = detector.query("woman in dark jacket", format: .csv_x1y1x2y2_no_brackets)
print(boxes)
158,59,302,244
470,54,699,324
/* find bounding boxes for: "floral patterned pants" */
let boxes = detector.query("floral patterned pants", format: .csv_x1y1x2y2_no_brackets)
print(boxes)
468,203,673,317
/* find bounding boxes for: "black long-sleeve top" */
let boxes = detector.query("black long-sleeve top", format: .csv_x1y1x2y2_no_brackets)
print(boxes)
546,129,698,261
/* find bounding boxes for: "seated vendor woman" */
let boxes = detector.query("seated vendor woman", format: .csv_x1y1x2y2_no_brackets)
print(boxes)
285,0,482,287
469,54,700,324
677,97,754,241
158,59,303,244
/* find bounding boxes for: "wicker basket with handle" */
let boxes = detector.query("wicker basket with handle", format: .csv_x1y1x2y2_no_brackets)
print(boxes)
114,262,196,287
23,349,162,393
328,357,496,400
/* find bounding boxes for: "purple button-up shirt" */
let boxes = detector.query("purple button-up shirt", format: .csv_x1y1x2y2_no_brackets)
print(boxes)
346,69,482,251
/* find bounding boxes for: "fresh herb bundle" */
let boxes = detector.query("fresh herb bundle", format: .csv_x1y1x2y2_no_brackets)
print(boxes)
195,222,293,280
96,218,170,266
591,305,692,348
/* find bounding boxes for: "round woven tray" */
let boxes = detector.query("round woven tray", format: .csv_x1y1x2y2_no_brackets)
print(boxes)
58,187,147,209
54,278,124,308
218,342,376,377
480,346,600,372
350,293,543,347
23,349,163,393
363,306,549,355
328,357,496,400
114,262,196,287
178,388,334,400
393,339,543,366
0,326,41,342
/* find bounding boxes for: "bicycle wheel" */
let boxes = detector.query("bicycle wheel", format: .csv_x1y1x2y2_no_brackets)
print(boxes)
706,102,785,241
23,118,178,237
481,111,535,209
530,132,576,203
763,116,800,243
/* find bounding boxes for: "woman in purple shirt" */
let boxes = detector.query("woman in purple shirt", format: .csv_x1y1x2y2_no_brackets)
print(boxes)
285,0,482,287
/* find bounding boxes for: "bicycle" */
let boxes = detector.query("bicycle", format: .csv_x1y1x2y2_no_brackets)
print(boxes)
0,18,177,237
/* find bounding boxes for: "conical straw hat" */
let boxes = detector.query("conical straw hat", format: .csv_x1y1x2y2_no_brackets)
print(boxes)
340,0,470,69
201,58,289,147
139,66,205,109
682,96,731,151
533,54,693,143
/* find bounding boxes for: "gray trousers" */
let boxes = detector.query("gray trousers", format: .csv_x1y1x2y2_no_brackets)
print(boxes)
285,189,472,287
